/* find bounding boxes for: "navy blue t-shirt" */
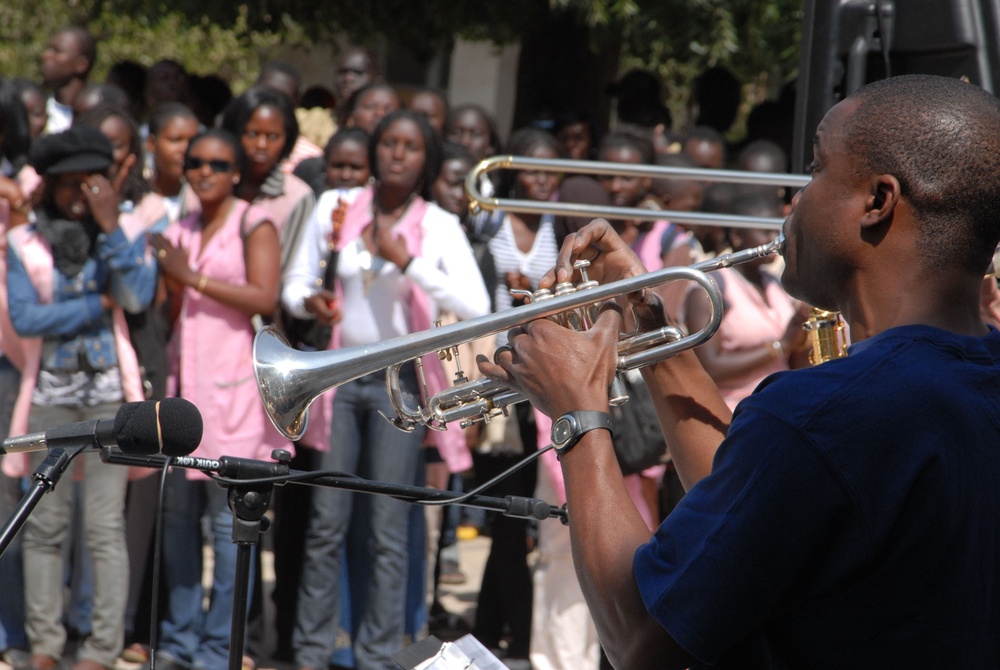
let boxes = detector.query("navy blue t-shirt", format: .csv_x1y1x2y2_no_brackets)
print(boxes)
634,325,1000,668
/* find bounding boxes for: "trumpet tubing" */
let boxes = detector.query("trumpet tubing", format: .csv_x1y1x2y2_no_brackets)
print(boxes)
253,237,785,440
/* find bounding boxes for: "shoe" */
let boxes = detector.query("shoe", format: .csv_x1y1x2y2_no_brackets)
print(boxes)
72,661,108,670
29,656,59,670
4,650,31,670
120,645,149,665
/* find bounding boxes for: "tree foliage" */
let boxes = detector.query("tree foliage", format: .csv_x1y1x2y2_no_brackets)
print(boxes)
0,0,801,133
614,0,803,129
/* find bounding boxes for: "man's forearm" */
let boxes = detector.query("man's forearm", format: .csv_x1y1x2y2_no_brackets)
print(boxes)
640,348,732,491
559,430,695,669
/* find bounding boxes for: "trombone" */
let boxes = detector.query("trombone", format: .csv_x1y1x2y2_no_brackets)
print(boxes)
254,158,815,441
465,155,811,230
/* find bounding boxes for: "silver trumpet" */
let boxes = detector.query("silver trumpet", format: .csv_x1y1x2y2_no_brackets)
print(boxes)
253,236,785,440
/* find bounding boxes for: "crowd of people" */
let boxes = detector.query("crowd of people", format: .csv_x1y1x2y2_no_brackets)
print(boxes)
2,21,999,670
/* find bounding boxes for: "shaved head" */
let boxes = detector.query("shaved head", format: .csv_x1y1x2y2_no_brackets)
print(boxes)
844,74,1000,273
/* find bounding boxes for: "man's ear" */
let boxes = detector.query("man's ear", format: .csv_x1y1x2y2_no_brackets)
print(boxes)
861,174,900,228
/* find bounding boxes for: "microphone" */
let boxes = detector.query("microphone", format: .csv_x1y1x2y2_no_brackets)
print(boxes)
1,398,203,457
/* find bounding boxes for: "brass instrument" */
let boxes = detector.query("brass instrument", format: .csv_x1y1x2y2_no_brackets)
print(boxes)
468,155,852,366
803,308,849,364
254,237,784,440
466,155,811,230
253,158,827,441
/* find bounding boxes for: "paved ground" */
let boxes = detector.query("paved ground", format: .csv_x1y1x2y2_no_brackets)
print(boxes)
0,534,494,670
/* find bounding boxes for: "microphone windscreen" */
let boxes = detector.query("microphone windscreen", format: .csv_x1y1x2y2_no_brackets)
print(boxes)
113,401,160,455
156,398,203,457
113,398,203,457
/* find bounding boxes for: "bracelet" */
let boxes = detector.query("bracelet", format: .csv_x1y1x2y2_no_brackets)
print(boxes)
196,274,208,293
769,340,784,359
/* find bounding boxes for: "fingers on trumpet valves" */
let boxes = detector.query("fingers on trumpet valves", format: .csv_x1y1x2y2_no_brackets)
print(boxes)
493,345,513,365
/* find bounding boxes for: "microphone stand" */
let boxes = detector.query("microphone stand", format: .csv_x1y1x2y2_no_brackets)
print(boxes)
101,447,567,670
0,444,89,559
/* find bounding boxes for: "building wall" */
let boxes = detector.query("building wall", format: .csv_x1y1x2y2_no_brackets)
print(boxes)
447,40,521,142
274,38,521,142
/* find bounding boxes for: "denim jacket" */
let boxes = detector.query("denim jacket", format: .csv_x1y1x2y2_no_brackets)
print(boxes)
7,224,157,372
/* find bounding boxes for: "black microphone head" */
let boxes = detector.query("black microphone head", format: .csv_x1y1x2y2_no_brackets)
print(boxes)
113,401,157,454
113,398,203,457
157,398,203,457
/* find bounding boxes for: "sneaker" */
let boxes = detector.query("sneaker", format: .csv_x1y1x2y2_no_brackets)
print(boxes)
121,646,149,665
3,650,31,670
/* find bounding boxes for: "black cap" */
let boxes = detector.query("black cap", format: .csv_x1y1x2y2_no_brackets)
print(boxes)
29,126,113,176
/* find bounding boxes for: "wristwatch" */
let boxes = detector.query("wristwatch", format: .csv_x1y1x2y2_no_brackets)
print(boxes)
551,410,614,457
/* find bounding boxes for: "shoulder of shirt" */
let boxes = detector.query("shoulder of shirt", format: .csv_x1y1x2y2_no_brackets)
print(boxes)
422,199,460,226
744,326,970,425
283,172,315,200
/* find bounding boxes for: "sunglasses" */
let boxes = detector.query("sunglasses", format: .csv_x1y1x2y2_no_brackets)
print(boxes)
183,157,235,173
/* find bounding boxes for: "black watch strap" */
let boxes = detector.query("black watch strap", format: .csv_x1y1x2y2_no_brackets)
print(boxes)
551,410,614,457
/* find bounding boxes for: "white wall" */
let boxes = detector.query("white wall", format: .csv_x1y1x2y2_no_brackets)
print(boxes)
447,40,521,141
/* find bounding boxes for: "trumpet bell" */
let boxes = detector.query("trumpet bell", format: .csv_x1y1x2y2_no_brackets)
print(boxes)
254,325,380,440
253,327,313,440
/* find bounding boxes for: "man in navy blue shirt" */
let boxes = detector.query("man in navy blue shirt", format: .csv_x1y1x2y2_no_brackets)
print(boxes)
480,74,1000,668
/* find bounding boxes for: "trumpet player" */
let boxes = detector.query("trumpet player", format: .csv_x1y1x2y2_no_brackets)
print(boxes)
479,74,1000,668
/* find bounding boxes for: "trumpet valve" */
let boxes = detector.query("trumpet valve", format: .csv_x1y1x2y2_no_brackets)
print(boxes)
553,281,576,297
573,259,599,291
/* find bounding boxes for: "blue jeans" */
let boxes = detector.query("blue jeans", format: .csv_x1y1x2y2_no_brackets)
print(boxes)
159,473,252,670
293,369,425,670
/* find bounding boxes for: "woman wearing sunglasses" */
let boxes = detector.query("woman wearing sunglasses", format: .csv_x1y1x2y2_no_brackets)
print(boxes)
149,129,280,670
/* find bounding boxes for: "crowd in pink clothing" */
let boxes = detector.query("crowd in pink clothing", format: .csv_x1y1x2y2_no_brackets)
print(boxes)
4,25,1000,670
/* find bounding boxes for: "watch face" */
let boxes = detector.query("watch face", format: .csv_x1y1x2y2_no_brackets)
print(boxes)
552,415,577,446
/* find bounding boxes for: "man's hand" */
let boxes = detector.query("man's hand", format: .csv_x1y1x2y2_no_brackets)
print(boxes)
543,219,648,289
545,219,669,331
477,308,621,419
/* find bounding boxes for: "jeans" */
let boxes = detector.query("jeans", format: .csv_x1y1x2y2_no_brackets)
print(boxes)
293,369,425,670
23,402,129,668
159,473,251,670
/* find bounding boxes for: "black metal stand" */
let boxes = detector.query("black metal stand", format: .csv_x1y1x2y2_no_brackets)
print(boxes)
221,452,286,670
0,445,86,559
99,446,566,670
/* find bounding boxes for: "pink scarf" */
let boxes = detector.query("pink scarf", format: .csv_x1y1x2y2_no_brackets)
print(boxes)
333,186,472,473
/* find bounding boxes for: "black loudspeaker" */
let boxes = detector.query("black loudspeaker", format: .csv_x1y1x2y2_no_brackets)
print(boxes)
792,0,1000,172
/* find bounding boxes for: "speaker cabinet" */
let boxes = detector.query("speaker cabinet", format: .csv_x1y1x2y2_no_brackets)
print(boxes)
792,0,1000,171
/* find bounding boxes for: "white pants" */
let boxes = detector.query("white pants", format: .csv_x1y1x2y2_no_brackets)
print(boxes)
529,474,600,670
